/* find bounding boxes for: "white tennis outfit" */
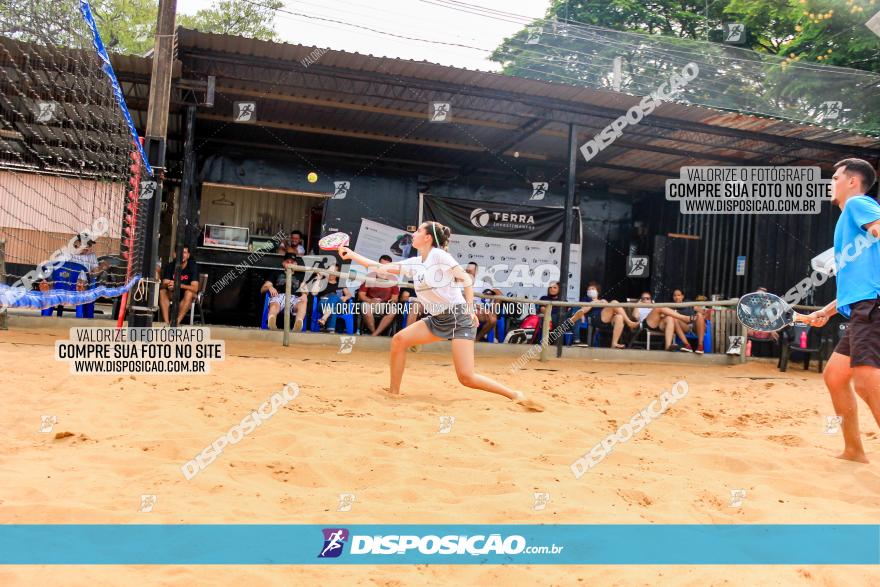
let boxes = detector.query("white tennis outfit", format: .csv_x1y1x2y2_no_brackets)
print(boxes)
396,248,477,340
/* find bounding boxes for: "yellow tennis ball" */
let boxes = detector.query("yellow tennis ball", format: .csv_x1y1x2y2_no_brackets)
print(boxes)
307,172,318,183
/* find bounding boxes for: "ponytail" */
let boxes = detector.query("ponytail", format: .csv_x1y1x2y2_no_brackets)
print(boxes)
425,221,451,250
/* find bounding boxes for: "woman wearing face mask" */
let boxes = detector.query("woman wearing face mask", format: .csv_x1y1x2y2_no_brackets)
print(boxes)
574,281,603,344
584,282,642,349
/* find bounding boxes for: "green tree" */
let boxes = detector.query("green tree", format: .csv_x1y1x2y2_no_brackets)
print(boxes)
724,0,880,72
489,0,880,133
492,0,880,75
178,0,283,41
0,0,156,54
93,0,158,54
2,0,283,53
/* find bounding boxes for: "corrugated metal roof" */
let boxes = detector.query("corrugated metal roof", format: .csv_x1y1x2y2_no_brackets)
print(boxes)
175,28,880,151
157,28,880,193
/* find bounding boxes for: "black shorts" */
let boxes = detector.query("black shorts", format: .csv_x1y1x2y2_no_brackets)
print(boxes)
834,298,880,368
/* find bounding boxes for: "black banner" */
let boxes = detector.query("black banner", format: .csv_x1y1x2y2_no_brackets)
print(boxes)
423,196,580,243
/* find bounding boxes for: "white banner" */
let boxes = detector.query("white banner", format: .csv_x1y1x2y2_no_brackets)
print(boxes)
351,219,581,302
348,219,415,292
450,234,580,301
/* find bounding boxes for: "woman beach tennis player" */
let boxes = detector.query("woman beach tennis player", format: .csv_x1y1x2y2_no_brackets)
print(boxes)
338,221,544,411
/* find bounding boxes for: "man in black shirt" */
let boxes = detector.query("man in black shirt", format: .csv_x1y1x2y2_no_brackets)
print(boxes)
158,246,200,324
260,253,307,330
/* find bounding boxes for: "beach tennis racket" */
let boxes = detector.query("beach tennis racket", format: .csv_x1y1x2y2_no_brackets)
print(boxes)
318,232,350,251
736,291,807,332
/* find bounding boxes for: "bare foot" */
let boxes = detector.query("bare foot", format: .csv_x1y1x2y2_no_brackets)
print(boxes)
381,386,401,396
836,450,869,464
511,391,545,412
613,343,625,349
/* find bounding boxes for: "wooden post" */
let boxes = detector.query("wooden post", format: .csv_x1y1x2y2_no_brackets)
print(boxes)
171,105,196,326
557,123,577,358
282,265,291,347
145,0,177,141
539,305,552,362
141,0,178,314
0,239,7,330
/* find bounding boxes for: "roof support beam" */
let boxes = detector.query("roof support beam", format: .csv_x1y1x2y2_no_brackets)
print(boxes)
458,116,548,176
182,50,880,158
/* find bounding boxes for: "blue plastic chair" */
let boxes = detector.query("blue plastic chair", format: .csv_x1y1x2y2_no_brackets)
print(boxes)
40,261,94,318
261,292,308,331
484,314,506,343
310,295,355,334
400,299,411,328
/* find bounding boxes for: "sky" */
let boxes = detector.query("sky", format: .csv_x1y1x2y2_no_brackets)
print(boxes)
176,0,549,71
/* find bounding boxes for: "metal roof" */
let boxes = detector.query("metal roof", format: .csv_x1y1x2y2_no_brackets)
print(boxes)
163,29,880,192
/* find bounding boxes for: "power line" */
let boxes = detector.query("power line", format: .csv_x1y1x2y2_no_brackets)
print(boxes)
425,0,879,77
228,0,880,134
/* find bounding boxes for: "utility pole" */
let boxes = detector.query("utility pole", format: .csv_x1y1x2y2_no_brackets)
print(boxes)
137,0,177,326
556,123,577,358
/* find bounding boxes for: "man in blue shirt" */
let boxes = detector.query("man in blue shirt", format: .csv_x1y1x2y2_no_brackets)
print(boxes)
807,158,880,463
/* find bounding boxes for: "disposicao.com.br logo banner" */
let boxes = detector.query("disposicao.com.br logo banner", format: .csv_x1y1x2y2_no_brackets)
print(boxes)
0,525,877,564
317,527,562,560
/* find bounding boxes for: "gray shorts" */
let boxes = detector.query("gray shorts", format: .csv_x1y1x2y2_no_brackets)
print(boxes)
421,304,478,341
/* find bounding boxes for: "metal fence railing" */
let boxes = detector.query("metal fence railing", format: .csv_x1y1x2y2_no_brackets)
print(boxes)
277,264,822,363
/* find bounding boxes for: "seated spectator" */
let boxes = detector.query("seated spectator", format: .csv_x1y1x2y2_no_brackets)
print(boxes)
530,281,587,344
691,294,716,324
630,291,696,352
591,291,640,350
44,234,109,316
670,288,707,354
261,253,306,331
466,262,503,341
277,230,306,255
315,263,353,331
358,254,399,336
69,236,109,279
158,245,200,325
574,281,604,343
398,288,422,325
286,230,306,255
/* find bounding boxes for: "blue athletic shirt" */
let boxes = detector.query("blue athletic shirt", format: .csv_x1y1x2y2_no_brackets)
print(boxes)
833,195,880,317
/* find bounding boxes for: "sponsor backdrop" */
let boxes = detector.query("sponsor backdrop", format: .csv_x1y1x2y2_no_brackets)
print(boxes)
422,196,583,301
424,195,580,242
353,217,582,302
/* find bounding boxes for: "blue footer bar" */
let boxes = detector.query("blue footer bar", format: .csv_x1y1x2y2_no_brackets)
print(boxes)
1,525,877,564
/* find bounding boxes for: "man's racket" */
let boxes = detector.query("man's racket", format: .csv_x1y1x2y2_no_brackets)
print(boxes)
318,232,350,251
736,291,807,332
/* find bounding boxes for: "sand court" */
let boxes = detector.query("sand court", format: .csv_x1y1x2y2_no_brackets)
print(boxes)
2,325,879,584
